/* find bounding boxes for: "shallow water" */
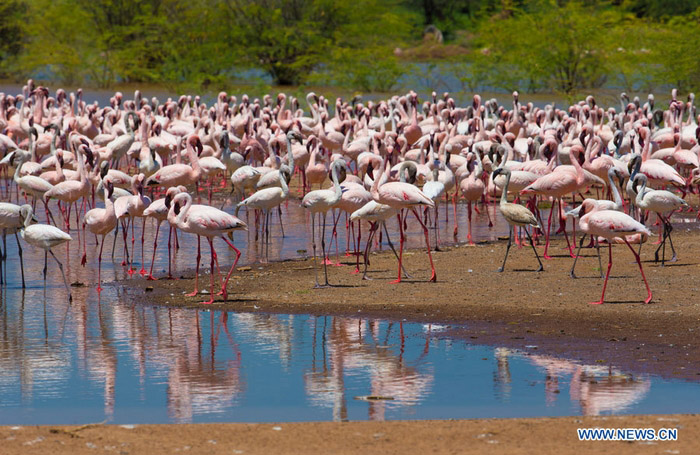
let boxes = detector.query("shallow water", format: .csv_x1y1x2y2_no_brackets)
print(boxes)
0,291,698,425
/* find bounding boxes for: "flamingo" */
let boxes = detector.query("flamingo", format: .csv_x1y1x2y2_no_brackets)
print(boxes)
114,173,151,275
370,151,436,283
633,173,688,265
577,199,652,305
19,206,72,302
142,186,187,280
167,192,247,303
350,200,410,281
492,168,543,272
459,152,486,245
236,165,290,255
145,135,203,190
0,203,35,287
83,179,117,291
44,143,91,231
422,160,445,251
522,145,587,259
301,159,343,287
567,168,626,278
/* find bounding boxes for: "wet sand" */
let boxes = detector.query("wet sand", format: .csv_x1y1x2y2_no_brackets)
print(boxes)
120,228,700,382
2,414,696,454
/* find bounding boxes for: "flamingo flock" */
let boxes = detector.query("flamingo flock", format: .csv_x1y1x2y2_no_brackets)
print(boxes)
0,81,697,305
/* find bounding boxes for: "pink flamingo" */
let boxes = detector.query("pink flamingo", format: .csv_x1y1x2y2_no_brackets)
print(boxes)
522,145,586,259
167,192,247,303
459,152,485,245
142,185,187,279
145,135,203,190
114,174,151,275
370,150,436,283
301,160,343,287
578,199,652,304
83,179,117,291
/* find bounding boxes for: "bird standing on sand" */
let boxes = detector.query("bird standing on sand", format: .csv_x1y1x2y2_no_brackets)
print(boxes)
492,168,543,272
577,199,652,305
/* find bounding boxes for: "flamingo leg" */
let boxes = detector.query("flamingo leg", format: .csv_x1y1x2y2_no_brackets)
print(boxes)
383,221,411,278
570,234,587,278
201,237,216,304
97,234,106,292
352,221,361,273
220,235,242,302
14,232,25,288
112,221,119,260
390,212,405,284
167,226,174,279
81,222,87,266
590,241,612,305
321,212,330,286
128,217,136,275
624,239,652,304
497,227,512,272
139,217,147,275
361,222,378,280
311,213,320,287
452,191,458,237
525,228,543,272
186,235,201,297
433,205,440,251
411,208,437,282
543,199,554,259
147,221,161,280
467,201,474,245
49,250,72,303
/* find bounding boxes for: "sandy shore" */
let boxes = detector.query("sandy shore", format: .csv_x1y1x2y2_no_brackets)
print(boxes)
120,228,700,381
2,414,696,454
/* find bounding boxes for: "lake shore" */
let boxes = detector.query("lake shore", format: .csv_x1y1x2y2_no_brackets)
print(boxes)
120,227,700,382
2,414,695,454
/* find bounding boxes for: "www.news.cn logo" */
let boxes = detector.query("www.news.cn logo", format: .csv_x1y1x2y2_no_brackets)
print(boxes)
577,428,678,441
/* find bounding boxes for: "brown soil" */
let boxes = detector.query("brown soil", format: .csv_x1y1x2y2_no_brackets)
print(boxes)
2,414,697,454
119,228,700,382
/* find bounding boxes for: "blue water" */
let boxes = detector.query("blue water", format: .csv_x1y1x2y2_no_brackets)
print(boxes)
0,285,697,424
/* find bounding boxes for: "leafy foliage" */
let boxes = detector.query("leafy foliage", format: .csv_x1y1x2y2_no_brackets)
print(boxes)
3,0,700,95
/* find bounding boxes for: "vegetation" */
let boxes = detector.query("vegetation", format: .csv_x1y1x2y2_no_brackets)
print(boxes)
2,0,700,95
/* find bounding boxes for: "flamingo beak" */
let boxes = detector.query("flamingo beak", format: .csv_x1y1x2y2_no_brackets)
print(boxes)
165,193,172,209
173,202,181,215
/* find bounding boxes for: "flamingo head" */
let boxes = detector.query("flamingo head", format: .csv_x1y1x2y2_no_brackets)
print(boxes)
578,199,597,217
19,205,37,226
106,180,114,200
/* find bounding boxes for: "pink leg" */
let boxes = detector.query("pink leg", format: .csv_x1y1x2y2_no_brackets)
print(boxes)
543,199,554,260
220,236,242,302
128,217,136,275
139,217,147,275
590,241,612,305
352,221,361,274
452,191,458,237
411,208,437,282
467,201,474,245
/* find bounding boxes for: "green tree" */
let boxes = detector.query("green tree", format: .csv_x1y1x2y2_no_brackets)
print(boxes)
0,0,27,75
